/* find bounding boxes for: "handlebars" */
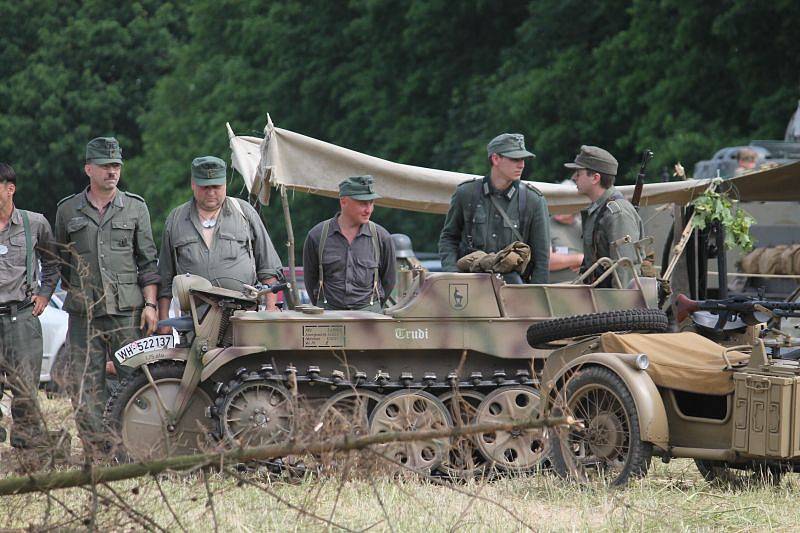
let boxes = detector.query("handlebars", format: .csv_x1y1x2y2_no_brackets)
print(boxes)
241,281,291,300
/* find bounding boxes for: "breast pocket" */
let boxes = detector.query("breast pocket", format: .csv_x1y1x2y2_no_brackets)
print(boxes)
321,252,346,280
174,235,201,268
1,234,26,264
353,256,379,290
470,207,488,249
218,232,249,261
66,217,91,254
111,219,135,251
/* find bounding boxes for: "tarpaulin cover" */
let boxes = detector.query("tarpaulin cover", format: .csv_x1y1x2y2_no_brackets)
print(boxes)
228,118,800,215
599,331,749,395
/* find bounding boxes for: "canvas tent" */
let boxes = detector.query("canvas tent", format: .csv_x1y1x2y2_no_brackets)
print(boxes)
228,116,800,214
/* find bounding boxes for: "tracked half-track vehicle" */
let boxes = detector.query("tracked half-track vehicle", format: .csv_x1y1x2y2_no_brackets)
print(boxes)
105,265,662,475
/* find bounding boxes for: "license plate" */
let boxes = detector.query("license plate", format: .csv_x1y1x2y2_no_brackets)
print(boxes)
114,335,175,363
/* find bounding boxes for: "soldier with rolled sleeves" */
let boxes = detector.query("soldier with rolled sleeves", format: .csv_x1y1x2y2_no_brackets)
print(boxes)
303,176,396,312
55,137,160,455
438,133,550,283
566,145,644,287
158,156,283,322
0,163,59,451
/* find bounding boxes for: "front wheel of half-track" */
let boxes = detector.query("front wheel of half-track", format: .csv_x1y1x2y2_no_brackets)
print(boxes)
104,362,213,462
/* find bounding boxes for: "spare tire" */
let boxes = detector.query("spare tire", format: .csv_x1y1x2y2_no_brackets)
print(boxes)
526,308,669,348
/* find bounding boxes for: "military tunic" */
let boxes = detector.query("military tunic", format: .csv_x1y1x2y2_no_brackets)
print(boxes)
55,187,160,449
438,177,550,283
303,216,396,310
580,186,643,287
0,208,59,447
158,197,282,297
549,216,583,283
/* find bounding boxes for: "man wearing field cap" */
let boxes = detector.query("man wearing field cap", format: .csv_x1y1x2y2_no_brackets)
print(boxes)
566,145,643,287
158,156,282,322
303,175,396,312
439,133,550,283
55,136,160,456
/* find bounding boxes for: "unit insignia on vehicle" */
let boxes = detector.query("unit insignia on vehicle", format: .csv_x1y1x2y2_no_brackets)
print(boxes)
449,283,468,310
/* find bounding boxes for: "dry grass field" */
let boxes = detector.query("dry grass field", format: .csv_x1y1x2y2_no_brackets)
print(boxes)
3,393,800,531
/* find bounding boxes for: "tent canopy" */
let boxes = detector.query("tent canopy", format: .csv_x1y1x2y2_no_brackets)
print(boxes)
228,118,800,215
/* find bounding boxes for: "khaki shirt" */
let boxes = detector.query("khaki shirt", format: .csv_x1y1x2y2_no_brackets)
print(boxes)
303,216,396,309
158,197,282,298
549,216,583,283
55,188,160,316
581,186,643,286
438,177,550,283
0,208,59,303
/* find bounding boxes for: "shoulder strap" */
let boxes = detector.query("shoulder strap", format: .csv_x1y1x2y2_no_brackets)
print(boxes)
21,210,34,294
317,218,333,304
368,221,380,305
518,183,528,240
229,198,256,278
591,191,626,258
488,194,524,242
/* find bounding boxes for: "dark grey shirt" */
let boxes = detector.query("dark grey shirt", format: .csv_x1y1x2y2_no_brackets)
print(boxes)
303,216,396,309
0,208,59,303
159,197,282,298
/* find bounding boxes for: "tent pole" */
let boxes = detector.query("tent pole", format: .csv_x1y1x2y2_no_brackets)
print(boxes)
279,185,300,306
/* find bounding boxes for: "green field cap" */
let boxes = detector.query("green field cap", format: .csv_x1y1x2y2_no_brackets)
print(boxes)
86,137,123,165
564,145,618,176
339,175,381,200
487,133,535,159
191,156,227,185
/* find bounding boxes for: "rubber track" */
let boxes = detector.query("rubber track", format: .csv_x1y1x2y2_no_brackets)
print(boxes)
526,308,669,348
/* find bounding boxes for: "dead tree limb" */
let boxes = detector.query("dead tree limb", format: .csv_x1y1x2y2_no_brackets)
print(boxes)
0,415,571,496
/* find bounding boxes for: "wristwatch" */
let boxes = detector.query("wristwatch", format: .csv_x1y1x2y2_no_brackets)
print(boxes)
144,301,157,310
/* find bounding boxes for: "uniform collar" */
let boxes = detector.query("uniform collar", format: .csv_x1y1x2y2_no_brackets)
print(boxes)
482,175,518,200
8,207,22,226
189,196,230,220
331,213,373,237
586,186,616,215
78,186,123,209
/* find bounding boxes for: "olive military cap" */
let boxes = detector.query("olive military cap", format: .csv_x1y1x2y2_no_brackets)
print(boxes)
191,156,227,186
564,145,618,176
339,175,381,200
486,133,535,159
86,137,123,165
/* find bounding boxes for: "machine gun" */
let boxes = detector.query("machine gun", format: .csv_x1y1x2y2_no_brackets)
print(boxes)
675,293,800,330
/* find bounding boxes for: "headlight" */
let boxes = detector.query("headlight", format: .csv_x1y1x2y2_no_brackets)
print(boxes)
635,353,650,370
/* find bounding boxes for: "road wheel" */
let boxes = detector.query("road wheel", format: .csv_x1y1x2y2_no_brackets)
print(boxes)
550,366,652,486
104,362,213,462
526,308,669,348
695,459,784,488
439,390,487,479
369,390,452,473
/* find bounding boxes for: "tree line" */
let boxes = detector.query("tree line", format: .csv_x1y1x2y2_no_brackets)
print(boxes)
2,0,798,254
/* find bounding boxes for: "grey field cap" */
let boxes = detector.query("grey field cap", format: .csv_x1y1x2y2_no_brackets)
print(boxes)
564,145,618,176
191,156,227,185
339,175,381,200
86,137,123,165
487,133,535,159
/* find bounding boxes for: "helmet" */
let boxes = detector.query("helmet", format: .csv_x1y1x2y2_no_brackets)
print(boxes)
391,233,416,259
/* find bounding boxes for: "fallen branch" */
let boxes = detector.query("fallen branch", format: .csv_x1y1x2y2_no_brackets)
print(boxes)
0,415,571,496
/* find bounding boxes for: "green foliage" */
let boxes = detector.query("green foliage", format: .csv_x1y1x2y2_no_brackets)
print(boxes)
690,180,756,251
1,0,798,258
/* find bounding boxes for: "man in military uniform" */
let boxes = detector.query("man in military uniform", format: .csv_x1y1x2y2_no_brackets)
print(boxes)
0,163,59,451
438,133,550,283
566,145,644,287
55,137,160,455
549,214,583,283
303,176,396,312
158,156,283,319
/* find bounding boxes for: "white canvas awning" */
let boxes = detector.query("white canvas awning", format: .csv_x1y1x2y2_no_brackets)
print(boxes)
228,118,800,215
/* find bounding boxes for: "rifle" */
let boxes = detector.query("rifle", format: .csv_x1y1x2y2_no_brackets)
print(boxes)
675,293,800,330
630,149,654,209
